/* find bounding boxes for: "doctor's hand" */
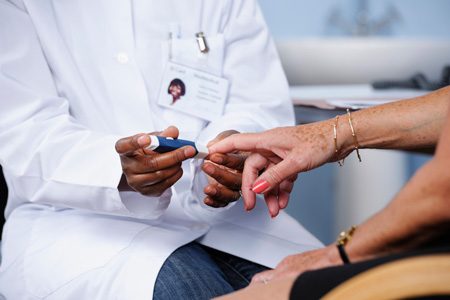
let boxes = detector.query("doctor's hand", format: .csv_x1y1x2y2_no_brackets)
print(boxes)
208,122,338,214
201,130,247,208
115,126,196,197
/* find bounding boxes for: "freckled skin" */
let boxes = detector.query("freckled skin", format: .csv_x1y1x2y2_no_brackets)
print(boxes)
209,87,450,286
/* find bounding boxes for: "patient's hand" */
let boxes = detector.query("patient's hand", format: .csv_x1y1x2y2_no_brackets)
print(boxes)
202,130,245,207
204,130,297,217
251,245,340,285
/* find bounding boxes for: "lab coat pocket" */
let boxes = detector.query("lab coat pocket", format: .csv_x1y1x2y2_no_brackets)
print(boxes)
169,34,225,76
158,34,225,131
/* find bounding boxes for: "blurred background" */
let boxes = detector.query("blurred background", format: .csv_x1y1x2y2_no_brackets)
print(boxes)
258,0,450,244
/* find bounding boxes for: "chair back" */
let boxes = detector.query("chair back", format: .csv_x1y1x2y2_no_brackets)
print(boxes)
323,254,450,299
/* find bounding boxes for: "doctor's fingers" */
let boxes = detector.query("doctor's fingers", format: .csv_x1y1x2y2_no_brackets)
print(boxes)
241,153,269,211
207,152,247,172
137,169,184,197
115,126,180,156
124,146,196,173
116,133,151,156
124,165,182,189
202,162,242,190
204,183,241,208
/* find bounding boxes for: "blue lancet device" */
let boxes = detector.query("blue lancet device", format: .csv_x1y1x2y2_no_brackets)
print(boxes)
146,136,208,158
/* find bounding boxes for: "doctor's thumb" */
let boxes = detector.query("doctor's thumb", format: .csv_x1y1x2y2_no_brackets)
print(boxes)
252,160,296,194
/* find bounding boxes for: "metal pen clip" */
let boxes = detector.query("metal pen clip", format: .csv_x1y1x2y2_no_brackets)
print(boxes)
196,32,209,54
168,32,173,60
168,23,180,60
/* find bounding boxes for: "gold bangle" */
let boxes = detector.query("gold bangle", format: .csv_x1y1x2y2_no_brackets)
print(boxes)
333,116,344,167
336,225,357,246
336,225,357,264
346,109,362,162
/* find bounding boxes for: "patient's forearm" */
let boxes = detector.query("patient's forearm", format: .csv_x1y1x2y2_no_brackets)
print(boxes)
337,86,450,156
345,160,450,262
345,105,450,261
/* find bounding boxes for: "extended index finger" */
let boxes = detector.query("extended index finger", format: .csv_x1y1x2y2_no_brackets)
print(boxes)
208,133,262,154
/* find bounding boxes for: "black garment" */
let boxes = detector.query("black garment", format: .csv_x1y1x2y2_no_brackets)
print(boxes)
290,242,450,300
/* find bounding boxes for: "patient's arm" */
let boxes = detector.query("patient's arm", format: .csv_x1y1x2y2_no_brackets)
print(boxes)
345,103,450,261
250,100,450,284
337,85,450,155
209,87,450,213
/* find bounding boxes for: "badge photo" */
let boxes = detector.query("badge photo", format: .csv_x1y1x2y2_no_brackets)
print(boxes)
158,61,229,121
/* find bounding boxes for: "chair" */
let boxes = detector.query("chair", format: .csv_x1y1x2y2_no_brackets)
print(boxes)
323,254,450,299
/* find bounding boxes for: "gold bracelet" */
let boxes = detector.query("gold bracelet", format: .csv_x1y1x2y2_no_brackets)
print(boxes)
336,225,357,264
346,109,362,162
333,116,344,167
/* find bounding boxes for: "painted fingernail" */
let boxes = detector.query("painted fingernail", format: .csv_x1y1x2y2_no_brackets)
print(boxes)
137,135,150,147
252,180,270,194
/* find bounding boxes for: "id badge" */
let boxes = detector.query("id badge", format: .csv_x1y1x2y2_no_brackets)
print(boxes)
158,61,229,121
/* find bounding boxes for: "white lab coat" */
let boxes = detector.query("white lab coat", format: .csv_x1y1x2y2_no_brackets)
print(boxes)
0,0,322,299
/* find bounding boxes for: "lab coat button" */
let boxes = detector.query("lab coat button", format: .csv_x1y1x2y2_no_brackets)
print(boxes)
116,52,129,64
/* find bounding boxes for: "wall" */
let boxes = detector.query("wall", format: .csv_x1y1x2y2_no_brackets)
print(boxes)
258,0,448,243
258,0,450,38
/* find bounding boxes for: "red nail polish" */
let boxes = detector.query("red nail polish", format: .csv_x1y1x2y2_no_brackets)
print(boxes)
252,180,270,194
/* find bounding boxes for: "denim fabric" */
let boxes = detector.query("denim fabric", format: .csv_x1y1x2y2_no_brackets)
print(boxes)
153,243,268,300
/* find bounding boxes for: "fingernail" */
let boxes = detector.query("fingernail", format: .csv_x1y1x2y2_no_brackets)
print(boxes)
184,146,196,157
137,135,149,147
203,164,215,175
211,155,223,164
252,180,270,194
207,187,217,196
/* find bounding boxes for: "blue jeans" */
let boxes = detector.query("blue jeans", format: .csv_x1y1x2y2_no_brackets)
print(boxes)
153,242,268,300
